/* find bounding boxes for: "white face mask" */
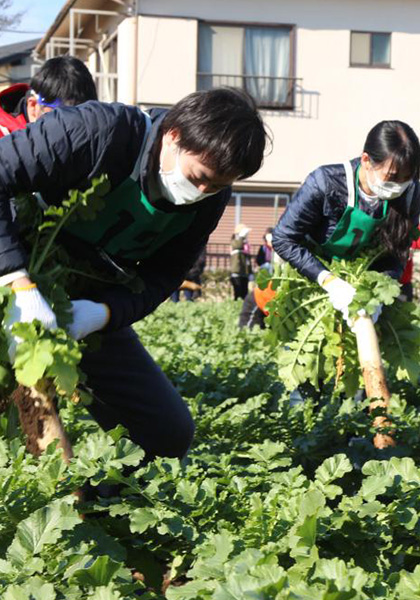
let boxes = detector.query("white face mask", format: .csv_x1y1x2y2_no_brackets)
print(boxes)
159,146,217,206
367,169,412,200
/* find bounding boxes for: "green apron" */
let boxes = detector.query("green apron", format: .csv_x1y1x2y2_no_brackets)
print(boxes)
65,110,195,263
321,161,388,260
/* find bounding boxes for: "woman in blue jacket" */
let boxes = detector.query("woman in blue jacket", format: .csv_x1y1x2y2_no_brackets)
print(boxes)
273,120,420,320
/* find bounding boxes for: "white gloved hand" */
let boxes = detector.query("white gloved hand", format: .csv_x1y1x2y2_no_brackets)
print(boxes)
322,276,356,321
67,300,110,340
4,286,57,360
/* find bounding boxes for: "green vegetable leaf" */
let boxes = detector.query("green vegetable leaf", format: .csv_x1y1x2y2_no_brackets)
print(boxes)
7,498,80,567
69,555,122,587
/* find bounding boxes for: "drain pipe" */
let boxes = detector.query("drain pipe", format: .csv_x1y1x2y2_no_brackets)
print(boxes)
117,16,138,105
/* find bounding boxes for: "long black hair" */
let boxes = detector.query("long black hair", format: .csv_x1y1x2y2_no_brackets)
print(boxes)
364,120,420,263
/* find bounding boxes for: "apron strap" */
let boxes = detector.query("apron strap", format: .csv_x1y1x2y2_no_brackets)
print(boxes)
343,161,355,208
130,110,152,182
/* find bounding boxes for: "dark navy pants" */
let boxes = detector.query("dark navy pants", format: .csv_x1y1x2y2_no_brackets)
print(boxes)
230,275,249,300
80,327,195,460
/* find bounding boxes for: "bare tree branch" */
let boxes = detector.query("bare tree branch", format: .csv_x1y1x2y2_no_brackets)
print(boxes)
0,0,24,35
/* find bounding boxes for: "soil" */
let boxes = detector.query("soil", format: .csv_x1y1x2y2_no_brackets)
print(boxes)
0,395,10,413
11,382,73,461
11,384,52,456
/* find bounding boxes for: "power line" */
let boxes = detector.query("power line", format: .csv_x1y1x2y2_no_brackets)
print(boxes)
0,28,46,34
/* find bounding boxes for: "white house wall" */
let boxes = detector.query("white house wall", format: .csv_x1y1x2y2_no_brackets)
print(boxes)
135,0,420,188
137,16,197,105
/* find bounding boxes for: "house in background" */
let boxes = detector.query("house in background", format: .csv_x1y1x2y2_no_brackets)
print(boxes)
0,39,41,92
33,0,420,265
34,0,129,104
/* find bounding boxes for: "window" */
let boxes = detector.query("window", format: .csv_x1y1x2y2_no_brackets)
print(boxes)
198,23,295,108
350,31,391,67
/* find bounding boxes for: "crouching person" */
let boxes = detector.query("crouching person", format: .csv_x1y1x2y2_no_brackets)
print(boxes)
0,87,268,460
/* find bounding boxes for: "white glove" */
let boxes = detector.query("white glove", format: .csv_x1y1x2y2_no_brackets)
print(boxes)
322,276,356,321
67,300,110,340
4,285,57,360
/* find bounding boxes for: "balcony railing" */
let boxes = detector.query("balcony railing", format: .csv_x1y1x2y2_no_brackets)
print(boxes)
206,243,261,271
197,73,302,109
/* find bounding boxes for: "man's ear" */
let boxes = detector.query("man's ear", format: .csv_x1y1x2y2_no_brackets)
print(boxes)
166,128,181,144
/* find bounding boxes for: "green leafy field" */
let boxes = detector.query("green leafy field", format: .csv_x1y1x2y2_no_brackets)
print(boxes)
1,300,420,599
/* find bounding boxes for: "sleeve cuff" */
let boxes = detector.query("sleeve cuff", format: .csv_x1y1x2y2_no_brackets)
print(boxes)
0,269,29,287
317,270,331,286
88,302,111,332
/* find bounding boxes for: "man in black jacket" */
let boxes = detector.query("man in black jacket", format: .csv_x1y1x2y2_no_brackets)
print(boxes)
0,87,267,459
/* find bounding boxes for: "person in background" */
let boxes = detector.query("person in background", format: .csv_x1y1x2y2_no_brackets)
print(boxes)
399,227,420,301
238,281,276,329
239,227,280,329
273,120,420,323
171,247,206,302
0,83,28,136
0,55,97,137
256,227,274,273
230,223,253,300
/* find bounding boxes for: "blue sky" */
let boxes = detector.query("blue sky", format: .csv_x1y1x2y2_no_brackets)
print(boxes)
0,0,64,46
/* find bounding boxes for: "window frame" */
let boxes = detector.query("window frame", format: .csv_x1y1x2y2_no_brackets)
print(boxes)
349,30,392,69
196,20,297,110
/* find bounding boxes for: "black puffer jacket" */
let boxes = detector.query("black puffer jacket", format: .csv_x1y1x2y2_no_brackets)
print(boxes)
0,100,230,330
273,158,420,282
185,248,206,283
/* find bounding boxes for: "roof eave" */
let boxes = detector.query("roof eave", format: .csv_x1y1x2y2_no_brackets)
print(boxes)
0,50,32,65
34,0,78,55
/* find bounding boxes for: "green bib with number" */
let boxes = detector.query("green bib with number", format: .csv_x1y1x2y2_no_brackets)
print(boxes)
64,108,196,262
65,176,195,261
321,163,388,260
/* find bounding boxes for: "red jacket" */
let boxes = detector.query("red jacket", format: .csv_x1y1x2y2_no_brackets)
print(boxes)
0,83,28,138
400,227,420,285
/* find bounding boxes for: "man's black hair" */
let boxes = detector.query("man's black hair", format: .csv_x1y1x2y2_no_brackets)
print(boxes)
30,55,97,106
161,87,268,180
